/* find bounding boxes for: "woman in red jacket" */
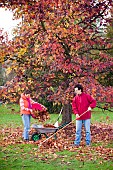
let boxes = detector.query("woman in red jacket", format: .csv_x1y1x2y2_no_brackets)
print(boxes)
72,84,96,146
20,89,36,141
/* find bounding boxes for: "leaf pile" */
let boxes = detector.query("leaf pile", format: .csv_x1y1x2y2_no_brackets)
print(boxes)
44,124,56,128
32,109,50,122
0,123,113,162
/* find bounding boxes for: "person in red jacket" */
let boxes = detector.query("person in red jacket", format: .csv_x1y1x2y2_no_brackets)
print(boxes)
20,89,36,141
72,84,96,146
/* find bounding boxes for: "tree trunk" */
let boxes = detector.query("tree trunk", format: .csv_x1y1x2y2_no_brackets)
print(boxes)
61,103,72,124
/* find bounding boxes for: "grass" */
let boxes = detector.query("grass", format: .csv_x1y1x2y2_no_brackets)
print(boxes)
0,145,113,170
0,104,63,128
91,107,113,123
0,104,112,127
0,104,113,170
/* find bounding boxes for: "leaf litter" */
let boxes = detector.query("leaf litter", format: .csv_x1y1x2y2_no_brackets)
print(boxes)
0,123,113,163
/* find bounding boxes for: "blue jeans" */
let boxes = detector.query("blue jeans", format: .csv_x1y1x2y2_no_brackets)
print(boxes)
74,119,91,146
22,114,31,140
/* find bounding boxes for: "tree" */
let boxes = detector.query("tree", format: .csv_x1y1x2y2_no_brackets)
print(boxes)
98,8,113,87
0,29,9,85
0,0,113,123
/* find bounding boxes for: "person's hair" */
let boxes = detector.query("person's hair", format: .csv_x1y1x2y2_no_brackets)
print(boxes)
24,89,31,94
75,84,83,92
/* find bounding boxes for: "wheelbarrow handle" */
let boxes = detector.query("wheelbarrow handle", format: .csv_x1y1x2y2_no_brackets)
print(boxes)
56,107,63,121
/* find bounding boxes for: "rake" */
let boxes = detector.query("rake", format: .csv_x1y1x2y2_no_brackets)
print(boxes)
38,109,88,148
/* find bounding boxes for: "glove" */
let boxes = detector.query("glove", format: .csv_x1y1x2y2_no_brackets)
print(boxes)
88,107,91,111
76,114,80,119
30,109,33,113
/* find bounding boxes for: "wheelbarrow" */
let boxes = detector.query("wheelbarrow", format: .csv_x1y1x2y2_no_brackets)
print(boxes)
31,124,59,141
31,107,65,142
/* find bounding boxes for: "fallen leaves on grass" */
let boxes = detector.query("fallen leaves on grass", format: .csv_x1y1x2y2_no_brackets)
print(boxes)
0,123,113,162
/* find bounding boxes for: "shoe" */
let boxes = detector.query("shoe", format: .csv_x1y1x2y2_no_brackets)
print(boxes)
72,144,79,148
23,139,29,142
86,144,91,147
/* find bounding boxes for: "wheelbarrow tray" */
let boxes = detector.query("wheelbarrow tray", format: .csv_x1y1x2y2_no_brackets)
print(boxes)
36,127,58,133
31,124,58,133
31,122,68,141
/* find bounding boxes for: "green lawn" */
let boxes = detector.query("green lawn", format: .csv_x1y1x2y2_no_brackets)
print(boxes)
0,104,113,127
0,104,113,170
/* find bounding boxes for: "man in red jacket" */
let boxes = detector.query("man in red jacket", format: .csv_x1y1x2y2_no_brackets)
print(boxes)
72,84,96,146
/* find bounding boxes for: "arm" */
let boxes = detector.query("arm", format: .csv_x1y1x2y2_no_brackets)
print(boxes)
30,98,36,104
72,97,79,115
20,98,32,112
30,99,47,110
87,94,96,109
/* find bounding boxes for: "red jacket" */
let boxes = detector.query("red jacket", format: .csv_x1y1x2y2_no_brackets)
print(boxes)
72,92,96,120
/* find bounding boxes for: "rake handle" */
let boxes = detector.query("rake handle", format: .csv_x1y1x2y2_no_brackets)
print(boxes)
76,109,88,120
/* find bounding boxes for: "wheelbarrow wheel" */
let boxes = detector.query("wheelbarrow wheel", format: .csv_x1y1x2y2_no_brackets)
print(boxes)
31,132,41,141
